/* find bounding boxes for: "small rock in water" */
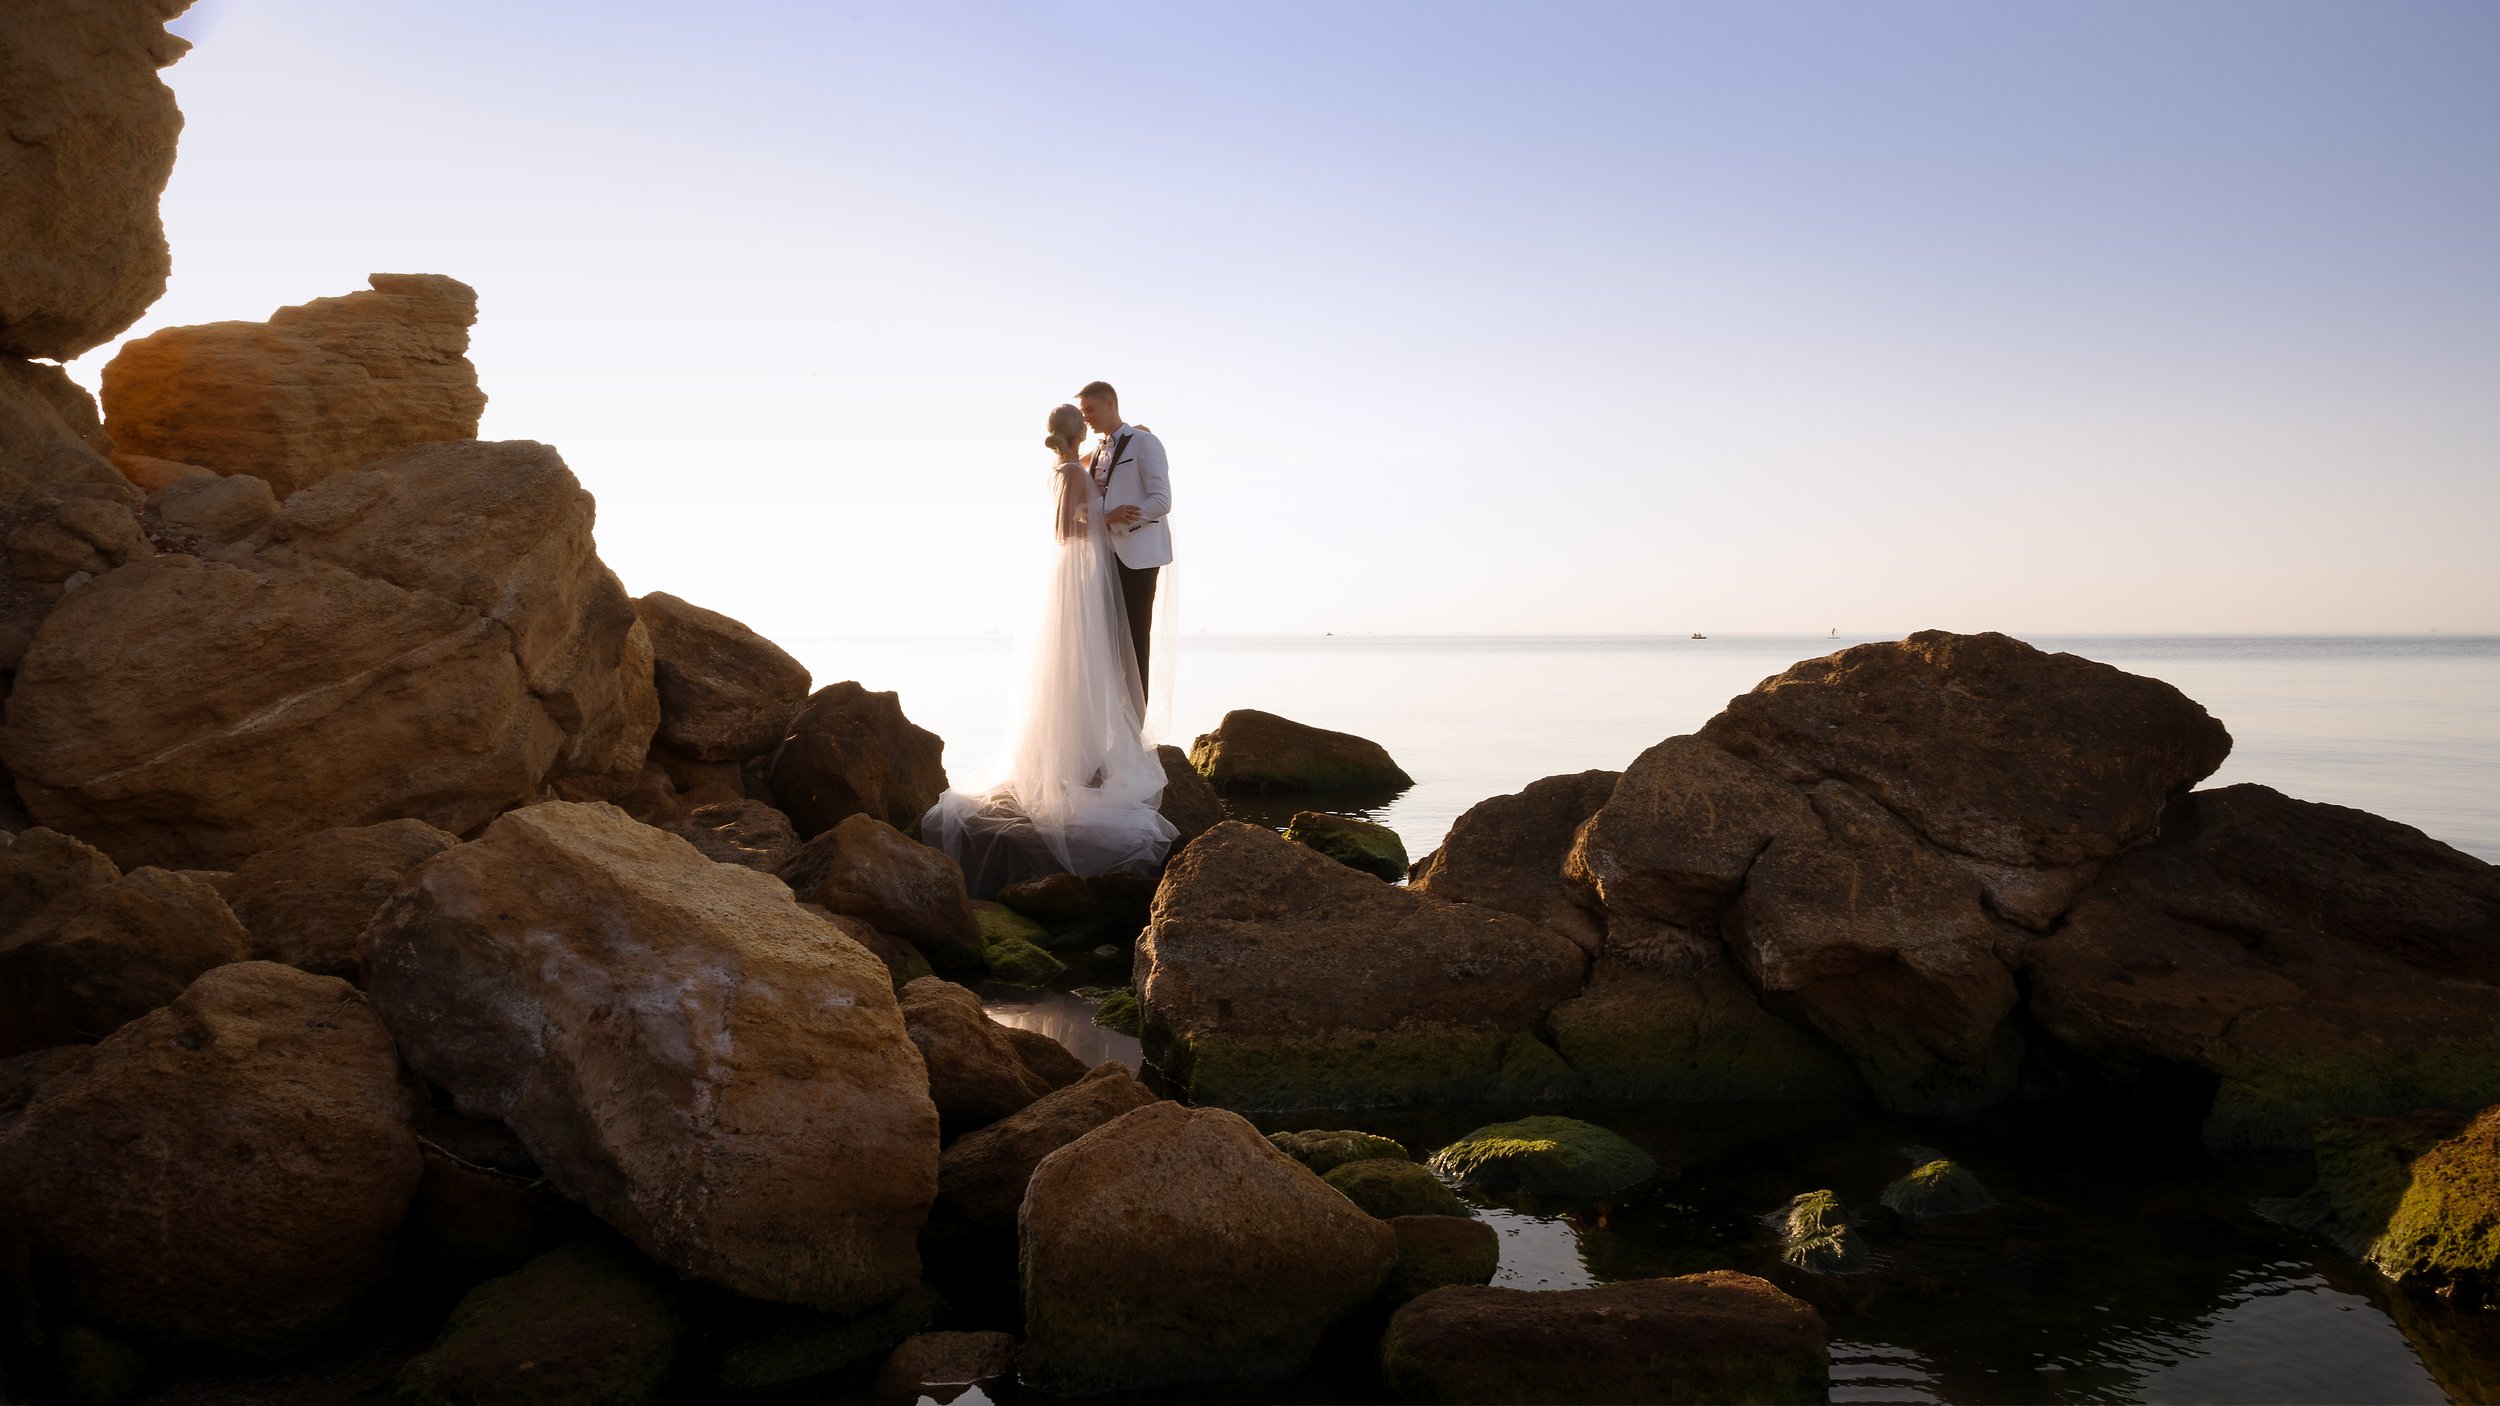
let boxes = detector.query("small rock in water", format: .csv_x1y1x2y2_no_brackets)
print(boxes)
1268,1128,1411,1175
1081,986,1142,1037
1882,1157,1997,1219
1323,1158,1467,1219
1283,810,1408,882
1772,1189,1871,1275
1429,1115,1660,1199
1383,1214,1500,1305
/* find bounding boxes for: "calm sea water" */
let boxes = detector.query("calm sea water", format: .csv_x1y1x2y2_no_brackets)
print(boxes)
783,633,2500,863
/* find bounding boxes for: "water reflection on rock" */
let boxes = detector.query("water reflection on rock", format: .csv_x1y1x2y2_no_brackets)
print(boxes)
981,986,1140,1073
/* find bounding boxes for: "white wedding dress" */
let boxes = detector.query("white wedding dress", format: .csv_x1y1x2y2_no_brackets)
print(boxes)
920,460,1178,898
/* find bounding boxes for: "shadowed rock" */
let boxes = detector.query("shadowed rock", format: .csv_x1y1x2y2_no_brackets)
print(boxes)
768,682,949,839
0,865,248,1055
779,814,983,972
1188,708,1413,793
0,360,150,671
394,1240,686,1406
1284,810,1408,881
635,591,811,762
926,1062,1158,1267
664,798,799,873
898,977,1056,1137
1413,769,1619,953
215,818,458,982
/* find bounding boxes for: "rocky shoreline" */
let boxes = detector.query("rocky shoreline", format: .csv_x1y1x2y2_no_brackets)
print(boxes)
4,9,2499,1404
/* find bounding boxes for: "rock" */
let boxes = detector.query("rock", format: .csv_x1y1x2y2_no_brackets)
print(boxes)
871,1330,1018,1403
1155,743,1226,845
973,901,1066,984
1284,810,1408,881
1384,1215,1500,1306
1018,1101,1396,1395
1565,737,1819,938
111,449,208,491
1137,822,1586,1109
141,471,277,550
778,815,984,972
925,1063,1158,1265
100,274,487,497
1881,1158,1996,1219
994,870,1156,948
1002,1024,1088,1092
813,909,932,991
1546,955,1862,1103
361,801,938,1311
2301,1106,2500,1306
404,1110,578,1279
1324,1158,1466,1218
552,615,661,796
394,1240,686,1406
633,592,810,762
1428,1116,1659,1199
1268,1128,1412,1176
768,681,949,839
662,799,799,873
1089,986,1141,1036
1188,708,1413,793
1413,769,1619,953
0,962,423,1356
0,1,190,359
0,866,249,1056
0,362,149,671
2027,784,2500,1150
1774,1190,1869,1275
214,819,457,982
898,977,1053,1137
1379,1272,1828,1405
711,1283,942,1395
0,826,118,932
1696,630,2230,871
0,1045,92,1132
51,1322,148,1406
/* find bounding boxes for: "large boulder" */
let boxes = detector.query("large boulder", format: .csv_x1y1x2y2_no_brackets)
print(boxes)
897,977,1054,1136
767,682,948,839
0,865,248,1055
0,962,423,1356
0,1,190,360
634,592,811,762
1138,822,1587,1109
394,1239,687,1406
0,360,149,670
100,274,488,497
361,801,939,1310
3,438,648,869
214,818,458,981
924,1061,1159,1265
2028,784,2500,1150
1565,737,1817,937
778,814,983,971
1018,1101,1396,1395
1413,769,1620,953
0,825,118,932
1188,708,1413,793
1546,955,1861,1103
1379,1273,1828,1405
662,798,799,873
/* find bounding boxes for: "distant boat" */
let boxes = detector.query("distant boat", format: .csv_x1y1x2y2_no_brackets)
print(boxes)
1829,627,1838,638
1690,632,1706,640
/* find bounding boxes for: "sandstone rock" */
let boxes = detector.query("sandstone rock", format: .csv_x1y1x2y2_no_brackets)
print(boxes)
142,471,278,550
0,2,190,359
1188,708,1413,793
0,866,248,1055
403,1109,578,1279
1324,1157,1466,1218
2027,785,2500,1150
1003,1024,1088,1091
1155,742,1226,845
872,1330,1018,1403
925,1062,1158,1265
634,591,811,761
1413,769,1618,953
811,907,932,991
1284,809,1408,881
215,818,457,982
394,1240,686,1406
0,962,423,1356
2301,1106,2500,1306
362,802,938,1311
0,826,118,932
1385,1215,1500,1307
1268,1128,1411,1175
768,682,949,838
1429,1116,1660,1199
1547,955,1861,1103
0,1044,92,1133
711,1284,943,1396
1137,821,1586,1109
994,870,1156,948
100,274,487,496
1565,737,1818,934
1018,1101,1396,1395
1379,1273,1828,1405
778,814,983,972
110,450,209,493
899,977,1052,1137
550,614,660,794
663,798,799,873
1697,630,2230,871
0,361,148,670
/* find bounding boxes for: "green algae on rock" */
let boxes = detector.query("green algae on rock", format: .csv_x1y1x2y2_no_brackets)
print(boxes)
1188,709,1415,793
1384,1215,1500,1306
1082,985,1142,1037
1324,1157,1467,1219
1429,1115,1660,1198
1881,1158,1997,1220
1268,1127,1411,1175
973,900,1065,986
1548,957,1863,1104
2302,1105,2500,1307
1773,1189,1870,1275
395,1240,687,1406
1283,810,1409,882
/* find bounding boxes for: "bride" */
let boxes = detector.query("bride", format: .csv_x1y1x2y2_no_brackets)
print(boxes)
919,405,1178,897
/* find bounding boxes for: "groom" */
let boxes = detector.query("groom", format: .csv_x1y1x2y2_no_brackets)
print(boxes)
1076,380,1172,691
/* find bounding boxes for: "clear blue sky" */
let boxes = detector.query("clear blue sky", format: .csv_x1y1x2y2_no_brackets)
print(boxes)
73,1,2500,637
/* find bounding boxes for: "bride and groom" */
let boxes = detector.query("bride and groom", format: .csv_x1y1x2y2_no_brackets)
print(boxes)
920,382,1181,897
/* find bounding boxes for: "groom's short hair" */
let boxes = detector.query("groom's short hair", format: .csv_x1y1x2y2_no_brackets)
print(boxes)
1076,380,1118,403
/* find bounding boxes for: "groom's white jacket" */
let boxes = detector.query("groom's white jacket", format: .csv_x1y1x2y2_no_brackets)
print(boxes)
1094,423,1174,570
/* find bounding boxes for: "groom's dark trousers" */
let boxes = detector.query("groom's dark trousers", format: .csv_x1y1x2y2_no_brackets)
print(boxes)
1118,562,1158,697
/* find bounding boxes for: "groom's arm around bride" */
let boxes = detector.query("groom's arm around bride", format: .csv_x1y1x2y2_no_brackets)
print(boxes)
1077,381,1173,690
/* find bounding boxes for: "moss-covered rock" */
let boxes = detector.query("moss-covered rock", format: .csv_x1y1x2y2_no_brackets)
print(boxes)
1284,811,1408,882
1772,1190,1869,1276
1549,957,1863,1104
711,1282,944,1394
2202,1042,2500,1154
1384,1215,1500,1306
2303,1105,2500,1307
53,1324,146,1406
1429,1116,1660,1199
1164,1025,1526,1111
1324,1158,1467,1219
971,903,1066,985
1881,1158,1996,1220
995,872,1156,950
1188,710,1414,794
1085,986,1142,1038
1268,1128,1411,1175
395,1240,687,1406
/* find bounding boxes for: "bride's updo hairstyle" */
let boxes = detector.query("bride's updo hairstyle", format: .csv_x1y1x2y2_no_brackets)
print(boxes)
1044,404,1086,459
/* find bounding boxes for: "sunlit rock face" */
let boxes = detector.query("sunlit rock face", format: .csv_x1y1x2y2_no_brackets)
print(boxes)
0,0,192,361
101,274,489,497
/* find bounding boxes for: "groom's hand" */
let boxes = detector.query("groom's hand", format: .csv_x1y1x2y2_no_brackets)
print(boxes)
1106,505,1144,528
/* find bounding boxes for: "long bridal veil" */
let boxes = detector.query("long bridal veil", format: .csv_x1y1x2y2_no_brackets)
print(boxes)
921,463,1177,898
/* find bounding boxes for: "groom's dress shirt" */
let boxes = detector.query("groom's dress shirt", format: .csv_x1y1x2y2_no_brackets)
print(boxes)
1091,424,1131,493
1091,421,1173,571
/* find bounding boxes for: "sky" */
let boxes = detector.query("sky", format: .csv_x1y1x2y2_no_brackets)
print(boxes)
65,0,2500,638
